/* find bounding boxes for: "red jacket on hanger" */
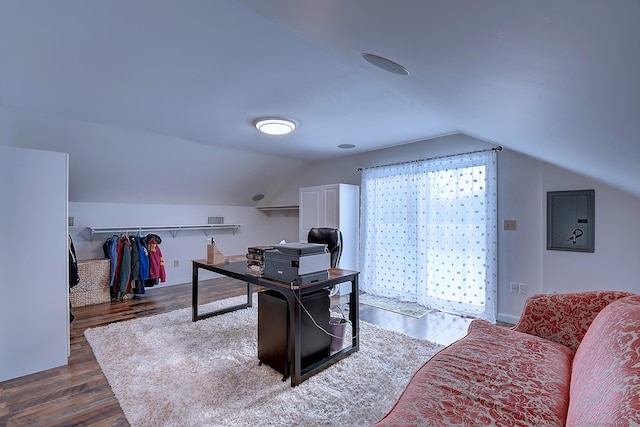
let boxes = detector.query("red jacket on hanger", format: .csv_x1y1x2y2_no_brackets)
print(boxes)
147,237,166,283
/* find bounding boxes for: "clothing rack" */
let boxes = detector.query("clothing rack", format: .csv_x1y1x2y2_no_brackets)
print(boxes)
87,224,241,241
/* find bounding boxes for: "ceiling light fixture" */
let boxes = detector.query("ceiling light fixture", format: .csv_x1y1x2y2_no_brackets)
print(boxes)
255,118,296,135
362,53,409,76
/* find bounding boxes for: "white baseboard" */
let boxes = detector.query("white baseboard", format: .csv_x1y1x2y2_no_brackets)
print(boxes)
497,313,520,325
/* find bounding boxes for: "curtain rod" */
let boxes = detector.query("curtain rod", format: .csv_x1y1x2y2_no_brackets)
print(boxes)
357,145,502,172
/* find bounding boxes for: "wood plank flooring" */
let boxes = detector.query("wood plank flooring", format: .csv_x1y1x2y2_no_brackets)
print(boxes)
1,277,508,426
1,277,249,427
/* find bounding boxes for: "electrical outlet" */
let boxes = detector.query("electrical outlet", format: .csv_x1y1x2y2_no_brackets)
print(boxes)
518,283,527,295
510,282,518,294
173,260,179,268
504,220,517,231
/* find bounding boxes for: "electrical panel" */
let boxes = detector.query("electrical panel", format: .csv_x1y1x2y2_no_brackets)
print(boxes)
547,190,595,252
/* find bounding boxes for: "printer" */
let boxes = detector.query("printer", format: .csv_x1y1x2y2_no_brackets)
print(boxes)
263,243,331,285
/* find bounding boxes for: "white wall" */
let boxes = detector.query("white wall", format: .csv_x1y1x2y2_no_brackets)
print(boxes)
9,128,637,329
69,202,299,286
261,210,300,245
10,110,308,207
0,146,69,381
273,134,640,323
66,134,640,323
270,134,493,205
0,107,10,146
541,163,640,295
497,150,545,322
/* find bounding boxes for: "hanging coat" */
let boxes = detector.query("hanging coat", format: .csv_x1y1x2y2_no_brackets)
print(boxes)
136,235,150,282
68,234,80,288
117,236,132,293
130,236,146,294
102,235,119,291
148,237,166,283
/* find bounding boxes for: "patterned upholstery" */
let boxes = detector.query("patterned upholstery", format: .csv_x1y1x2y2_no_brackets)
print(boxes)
566,295,640,426
374,320,574,426
373,291,639,426
513,291,633,352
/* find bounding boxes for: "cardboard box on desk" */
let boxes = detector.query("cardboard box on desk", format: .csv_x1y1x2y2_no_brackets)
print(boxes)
207,244,225,264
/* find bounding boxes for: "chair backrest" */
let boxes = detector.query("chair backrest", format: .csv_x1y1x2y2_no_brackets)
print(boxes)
307,227,343,268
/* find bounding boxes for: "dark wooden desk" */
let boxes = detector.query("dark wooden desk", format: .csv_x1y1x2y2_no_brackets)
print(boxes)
191,259,360,386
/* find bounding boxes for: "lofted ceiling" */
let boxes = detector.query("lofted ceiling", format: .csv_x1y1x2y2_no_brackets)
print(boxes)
1,0,639,204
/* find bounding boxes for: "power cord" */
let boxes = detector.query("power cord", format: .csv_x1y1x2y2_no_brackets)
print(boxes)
292,290,358,340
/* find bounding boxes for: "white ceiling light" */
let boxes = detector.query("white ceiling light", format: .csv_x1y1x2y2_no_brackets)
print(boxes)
255,118,296,135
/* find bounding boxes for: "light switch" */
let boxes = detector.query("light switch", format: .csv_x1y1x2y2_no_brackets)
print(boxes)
504,220,517,231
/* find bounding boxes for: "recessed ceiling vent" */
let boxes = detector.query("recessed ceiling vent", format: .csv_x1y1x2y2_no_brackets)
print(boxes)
362,53,409,76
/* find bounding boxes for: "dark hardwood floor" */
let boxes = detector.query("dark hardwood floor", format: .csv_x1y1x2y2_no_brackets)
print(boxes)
1,278,250,427
0,277,508,426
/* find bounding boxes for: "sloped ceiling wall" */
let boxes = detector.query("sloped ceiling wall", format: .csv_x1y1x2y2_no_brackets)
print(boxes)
1,1,639,204
9,111,309,206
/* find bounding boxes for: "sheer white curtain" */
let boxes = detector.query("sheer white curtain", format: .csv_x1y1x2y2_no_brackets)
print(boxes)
359,150,497,321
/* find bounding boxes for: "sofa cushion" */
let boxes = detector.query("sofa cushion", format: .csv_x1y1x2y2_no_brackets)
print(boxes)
374,320,574,426
513,291,633,352
566,295,640,426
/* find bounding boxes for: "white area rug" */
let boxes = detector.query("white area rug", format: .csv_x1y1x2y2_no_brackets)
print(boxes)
85,295,443,426
359,293,432,318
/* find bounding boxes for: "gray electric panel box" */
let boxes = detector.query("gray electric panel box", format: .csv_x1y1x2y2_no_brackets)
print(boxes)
547,189,595,252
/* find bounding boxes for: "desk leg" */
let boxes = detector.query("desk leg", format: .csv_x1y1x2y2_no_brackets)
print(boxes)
350,275,360,351
192,263,254,322
246,282,253,307
289,276,360,386
192,263,199,322
286,290,303,387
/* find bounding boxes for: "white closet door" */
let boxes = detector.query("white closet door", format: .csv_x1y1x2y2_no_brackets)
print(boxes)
299,186,322,242
0,146,69,381
323,184,339,229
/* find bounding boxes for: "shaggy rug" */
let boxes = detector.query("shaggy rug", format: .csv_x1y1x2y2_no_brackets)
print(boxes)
359,293,432,318
85,294,443,427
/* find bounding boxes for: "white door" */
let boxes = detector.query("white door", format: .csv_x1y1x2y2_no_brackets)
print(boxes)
323,184,339,229
299,186,322,242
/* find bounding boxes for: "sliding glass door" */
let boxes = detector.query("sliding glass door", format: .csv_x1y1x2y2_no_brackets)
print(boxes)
359,150,497,321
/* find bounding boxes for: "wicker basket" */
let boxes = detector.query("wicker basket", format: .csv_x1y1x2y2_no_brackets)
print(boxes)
70,258,111,308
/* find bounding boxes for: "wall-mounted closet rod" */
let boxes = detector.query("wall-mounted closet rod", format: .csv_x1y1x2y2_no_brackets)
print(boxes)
87,224,241,241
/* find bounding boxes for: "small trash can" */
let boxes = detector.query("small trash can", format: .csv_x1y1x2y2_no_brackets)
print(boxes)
329,317,347,352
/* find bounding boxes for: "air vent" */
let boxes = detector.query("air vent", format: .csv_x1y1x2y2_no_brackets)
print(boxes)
208,216,224,225
68,216,75,227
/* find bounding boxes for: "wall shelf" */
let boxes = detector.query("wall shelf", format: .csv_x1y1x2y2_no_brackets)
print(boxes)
87,224,241,241
256,205,299,217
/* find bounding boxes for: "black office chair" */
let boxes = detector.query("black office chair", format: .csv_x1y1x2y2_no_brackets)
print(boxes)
307,227,343,297
307,227,343,268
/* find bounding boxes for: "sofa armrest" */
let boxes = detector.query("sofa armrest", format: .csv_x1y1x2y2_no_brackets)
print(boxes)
512,291,633,352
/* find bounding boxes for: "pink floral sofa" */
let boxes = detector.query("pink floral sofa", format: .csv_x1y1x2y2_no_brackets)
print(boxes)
373,291,640,426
